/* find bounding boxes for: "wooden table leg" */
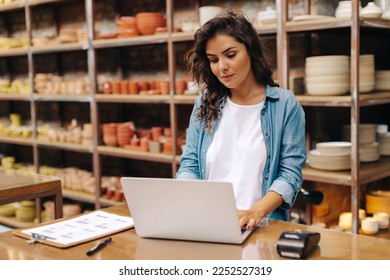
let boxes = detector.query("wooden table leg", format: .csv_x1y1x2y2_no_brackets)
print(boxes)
54,190,63,219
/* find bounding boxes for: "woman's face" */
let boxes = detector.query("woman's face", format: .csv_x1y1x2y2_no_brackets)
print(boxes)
205,34,253,89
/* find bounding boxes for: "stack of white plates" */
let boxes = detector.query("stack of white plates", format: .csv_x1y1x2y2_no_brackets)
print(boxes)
375,70,390,91
305,55,350,96
342,124,377,144
378,133,390,155
316,141,351,154
308,141,352,171
359,54,375,93
360,142,380,162
307,149,351,171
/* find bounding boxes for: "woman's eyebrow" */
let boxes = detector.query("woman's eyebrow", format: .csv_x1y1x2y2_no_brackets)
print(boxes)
206,46,237,56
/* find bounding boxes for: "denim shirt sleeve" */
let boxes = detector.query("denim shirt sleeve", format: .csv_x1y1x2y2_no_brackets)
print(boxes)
262,86,306,212
176,95,203,180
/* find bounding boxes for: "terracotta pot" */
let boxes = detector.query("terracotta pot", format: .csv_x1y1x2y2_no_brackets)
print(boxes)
112,81,121,94
103,81,112,94
128,81,139,94
136,12,166,35
175,80,187,95
120,80,129,94
159,81,170,95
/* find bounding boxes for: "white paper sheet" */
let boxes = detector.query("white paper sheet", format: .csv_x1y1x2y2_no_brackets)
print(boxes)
22,210,134,245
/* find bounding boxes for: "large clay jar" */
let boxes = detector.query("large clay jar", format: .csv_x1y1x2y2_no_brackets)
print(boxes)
136,12,166,35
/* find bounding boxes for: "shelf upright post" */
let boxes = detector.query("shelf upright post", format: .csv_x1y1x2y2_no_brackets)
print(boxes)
24,1,39,172
350,0,361,235
167,0,178,176
25,1,44,223
85,0,101,209
276,0,288,88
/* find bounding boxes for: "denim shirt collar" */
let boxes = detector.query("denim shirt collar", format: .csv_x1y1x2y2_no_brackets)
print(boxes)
218,84,279,111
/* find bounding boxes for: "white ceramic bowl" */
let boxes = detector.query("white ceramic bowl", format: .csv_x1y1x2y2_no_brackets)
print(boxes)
373,212,390,229
339,212,352,230
361,217,379,234
306,55,349,63
199,6,223,26
316,141,352,155
360,2,383,18
257,8,277,25
305,74,349,84
306,82,349,96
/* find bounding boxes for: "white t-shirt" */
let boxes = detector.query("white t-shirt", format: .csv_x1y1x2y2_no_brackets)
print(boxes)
206,97,266,210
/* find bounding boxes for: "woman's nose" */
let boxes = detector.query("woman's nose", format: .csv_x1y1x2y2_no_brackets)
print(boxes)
218,59,228,71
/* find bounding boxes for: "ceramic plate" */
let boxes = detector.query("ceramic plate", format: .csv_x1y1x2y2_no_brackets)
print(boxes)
292,15,335,21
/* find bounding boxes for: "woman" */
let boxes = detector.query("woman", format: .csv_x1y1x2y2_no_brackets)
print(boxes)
176,10,306,230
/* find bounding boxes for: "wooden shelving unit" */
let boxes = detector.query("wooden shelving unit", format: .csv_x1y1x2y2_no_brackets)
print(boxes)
0,0,389,233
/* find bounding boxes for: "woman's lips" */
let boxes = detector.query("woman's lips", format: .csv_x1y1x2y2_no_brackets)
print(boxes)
220,74,234,81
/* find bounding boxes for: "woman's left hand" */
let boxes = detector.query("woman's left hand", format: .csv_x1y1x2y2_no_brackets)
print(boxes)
237,191,284,230
238,209,265,230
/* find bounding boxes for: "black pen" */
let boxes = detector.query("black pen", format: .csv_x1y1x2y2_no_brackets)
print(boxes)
86,237,112,256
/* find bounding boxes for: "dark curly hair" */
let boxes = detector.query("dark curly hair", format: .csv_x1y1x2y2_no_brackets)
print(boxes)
185,9,277,130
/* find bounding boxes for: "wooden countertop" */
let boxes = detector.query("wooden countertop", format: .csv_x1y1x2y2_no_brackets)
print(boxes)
0,204,389,260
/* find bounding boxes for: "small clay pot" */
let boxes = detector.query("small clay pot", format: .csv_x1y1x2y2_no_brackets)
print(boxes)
103,81,112,94
128,81,139,94
175,80,187,95
112,81,121,94
159,81,170,95
120,80,129,94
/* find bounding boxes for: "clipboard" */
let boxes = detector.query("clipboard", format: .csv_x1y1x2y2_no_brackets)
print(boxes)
12,210,134,248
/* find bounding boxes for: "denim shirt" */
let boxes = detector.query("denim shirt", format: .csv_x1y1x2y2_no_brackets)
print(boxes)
176,85,306,221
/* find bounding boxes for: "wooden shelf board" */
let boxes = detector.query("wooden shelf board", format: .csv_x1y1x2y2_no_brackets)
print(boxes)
34,94,91,102
303,157,390,186
173,94,197,104
171,25,277,43
286,17,351,32
93,34,168,49
28,0,70,6
97,145,174,163
296,91,390,107
0,47,28,57
0,215,35,229
0,1,24,12
360,18,390,29
95,94,170,104
171,32,195,42
0,136,32,146
31,42,87,54
62,189,96,204
0,94,30,101
36,140,93,153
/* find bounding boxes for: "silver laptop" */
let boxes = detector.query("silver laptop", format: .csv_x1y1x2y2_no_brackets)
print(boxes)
120,177,255,244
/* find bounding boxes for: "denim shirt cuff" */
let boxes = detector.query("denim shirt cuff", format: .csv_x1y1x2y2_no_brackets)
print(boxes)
269,179,295,209
175,171,199,180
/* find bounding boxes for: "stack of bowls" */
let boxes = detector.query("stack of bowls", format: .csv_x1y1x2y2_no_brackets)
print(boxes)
342,124,377,144
366,189,390,216
360,142,380,162
377,132,390,155
305,55,350,96
359,54,375,93
307,141,351,171
135,12,166,35
342,124,380,161
375,70,390,90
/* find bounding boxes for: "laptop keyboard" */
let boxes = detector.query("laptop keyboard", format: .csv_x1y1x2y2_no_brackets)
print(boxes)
241,227,247,234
